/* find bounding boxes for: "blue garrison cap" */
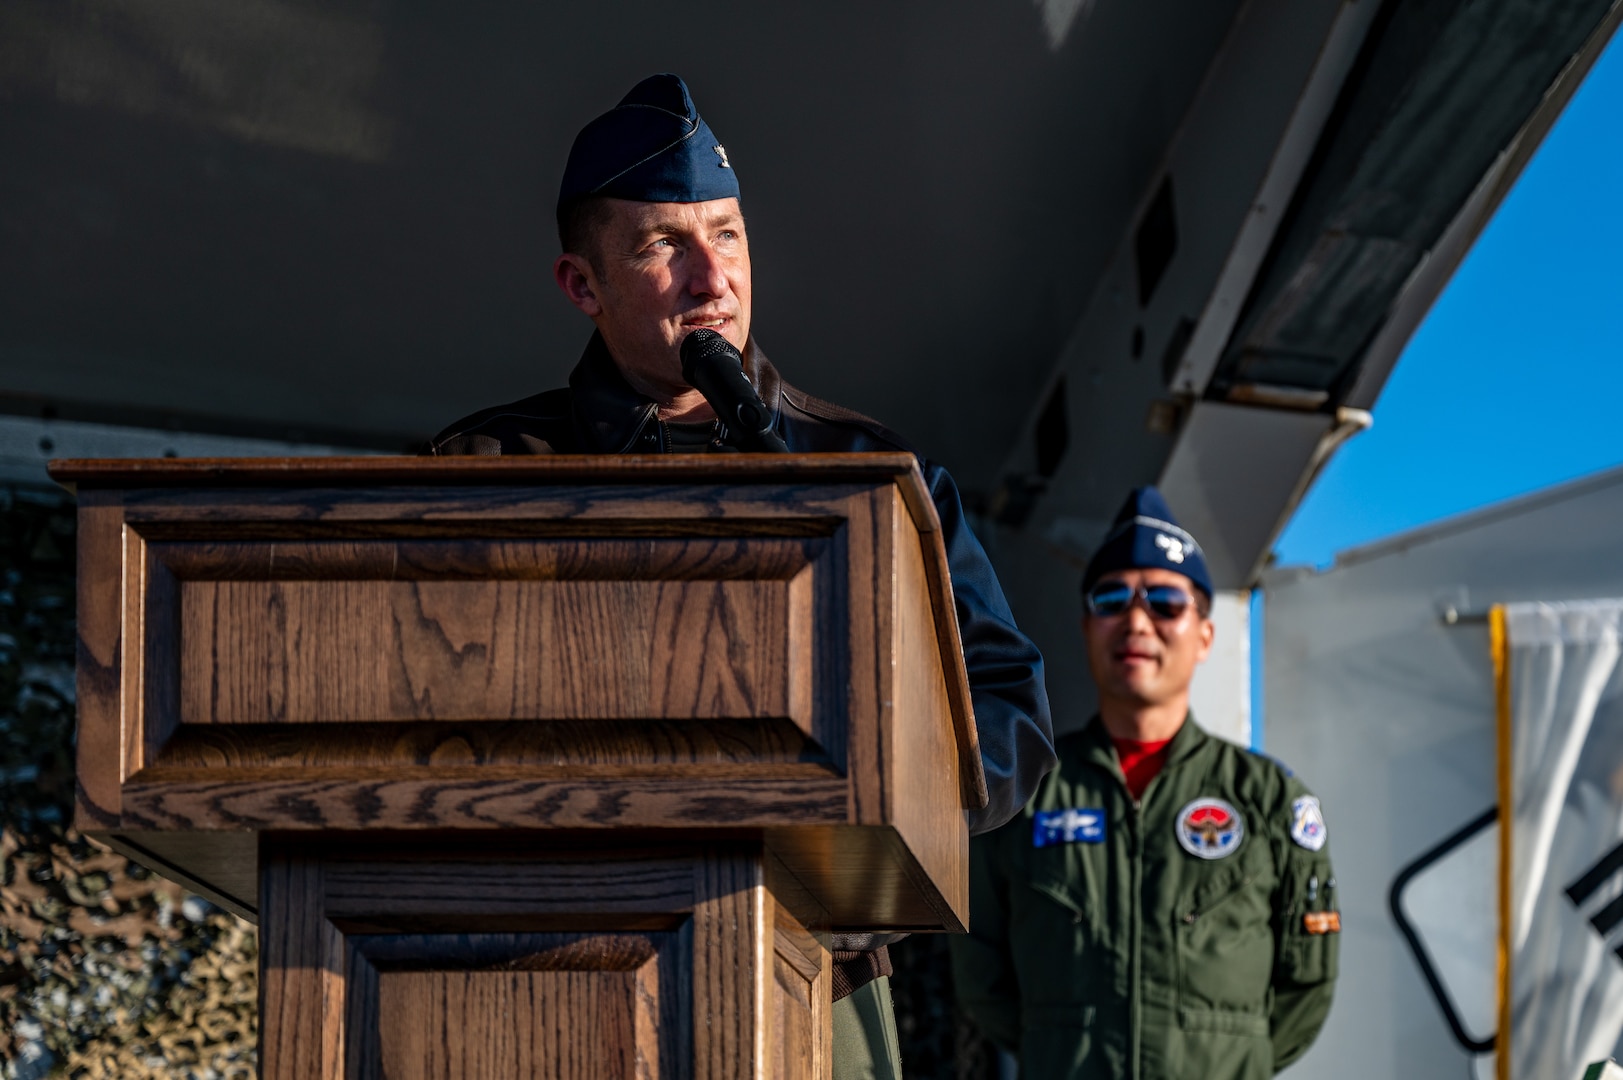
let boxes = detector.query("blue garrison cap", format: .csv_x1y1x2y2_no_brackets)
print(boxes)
558,73,739,209
1082,487,1213,599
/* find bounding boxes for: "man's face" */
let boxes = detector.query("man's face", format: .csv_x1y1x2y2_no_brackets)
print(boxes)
1083,567,1214,711
554,197,751,399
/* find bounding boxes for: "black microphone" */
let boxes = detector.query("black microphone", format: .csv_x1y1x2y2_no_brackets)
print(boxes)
679,329,789,453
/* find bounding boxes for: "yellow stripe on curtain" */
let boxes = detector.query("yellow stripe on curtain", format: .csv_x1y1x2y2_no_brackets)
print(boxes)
1492,603,1512,1080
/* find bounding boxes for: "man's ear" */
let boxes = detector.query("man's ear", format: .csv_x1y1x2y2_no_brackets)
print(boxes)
554,253,603,317
1195,613,1215,663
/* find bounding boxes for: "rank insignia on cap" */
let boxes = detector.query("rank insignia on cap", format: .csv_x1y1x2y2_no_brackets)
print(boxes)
1175,798,1244,859
557,73,741,211
1082,487,1213,601
1033,808,1106,848
1290,795,1327,851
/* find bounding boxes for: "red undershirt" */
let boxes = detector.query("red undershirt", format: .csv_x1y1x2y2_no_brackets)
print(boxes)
1112,736,1174,801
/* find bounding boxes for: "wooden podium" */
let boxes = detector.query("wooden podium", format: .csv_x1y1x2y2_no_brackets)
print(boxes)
52,454,984,1079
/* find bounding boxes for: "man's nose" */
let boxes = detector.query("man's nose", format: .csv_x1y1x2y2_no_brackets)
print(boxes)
1123,601,1156,632
686,241,730,299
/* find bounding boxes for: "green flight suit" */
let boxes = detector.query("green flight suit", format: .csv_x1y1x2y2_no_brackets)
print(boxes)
951,716,1338,1079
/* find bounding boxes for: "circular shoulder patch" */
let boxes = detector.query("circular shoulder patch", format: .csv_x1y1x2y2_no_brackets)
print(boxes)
1290,795,1327,851
1175,797,1245,860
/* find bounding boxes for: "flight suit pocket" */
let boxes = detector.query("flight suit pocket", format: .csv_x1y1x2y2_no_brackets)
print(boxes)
1027,877,1089,927
1278,857,1339,985
1174,1006,1273,1080
1175,861,1274,1012
1279,926,1338,986
1006,840,1114,1011
1176,1008,1269,1036
1272,844,1337,987
1022,844,1098,932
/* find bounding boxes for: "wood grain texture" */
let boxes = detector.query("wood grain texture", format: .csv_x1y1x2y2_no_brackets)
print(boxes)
148,718,829,770
74,491,125,829
888,500,970,930
73,455,976,937
116,482,877,530
111,821,962,933
151,536,823,581
912,521,984,810
840,486,889,830
119,774,849,831
140,552,180,773
321,853,699,921
95,831,258,921
254,842,819,1078
179,576,808,725
350,932,683,1080
259,852,344,1080
692,852,765,1078
67,455,992,1075
762,825,965,931
771,904,829,1080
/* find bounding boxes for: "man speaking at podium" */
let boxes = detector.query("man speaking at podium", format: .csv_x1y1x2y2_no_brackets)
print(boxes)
428,73,1057,1079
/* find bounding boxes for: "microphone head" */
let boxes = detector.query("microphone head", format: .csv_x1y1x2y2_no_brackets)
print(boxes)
680,328,741,383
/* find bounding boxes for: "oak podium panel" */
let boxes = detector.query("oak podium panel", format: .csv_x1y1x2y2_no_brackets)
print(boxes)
54,454,984,1078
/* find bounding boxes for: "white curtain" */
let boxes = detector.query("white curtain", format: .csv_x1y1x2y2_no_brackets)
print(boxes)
1505,600,1623,1080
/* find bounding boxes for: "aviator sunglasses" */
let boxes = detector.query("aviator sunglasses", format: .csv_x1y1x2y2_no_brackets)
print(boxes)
1085,580,1199,620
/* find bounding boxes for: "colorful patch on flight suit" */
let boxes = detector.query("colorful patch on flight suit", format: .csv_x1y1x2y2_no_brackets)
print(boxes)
1175,798,1244,859
1303,911,1340,934
1290,795,1328,851
1033,808,1106,848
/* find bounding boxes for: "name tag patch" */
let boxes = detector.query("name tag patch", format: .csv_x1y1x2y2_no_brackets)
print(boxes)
1034,808,1106,847
1303,911,1341,935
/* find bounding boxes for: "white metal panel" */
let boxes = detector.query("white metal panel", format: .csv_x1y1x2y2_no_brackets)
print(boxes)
1264,463,1623,1079
1190,589,1252,748
1158,401,1332,587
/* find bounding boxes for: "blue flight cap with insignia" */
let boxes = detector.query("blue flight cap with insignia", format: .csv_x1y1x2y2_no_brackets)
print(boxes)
1082,486,1213,600
557,73,739,212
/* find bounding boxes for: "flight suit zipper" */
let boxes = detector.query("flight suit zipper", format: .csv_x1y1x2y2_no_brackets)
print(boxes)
1104,743,1178,1080
1129,800,1143,1080
1128,761,1173,1080
1130,772,1163,1080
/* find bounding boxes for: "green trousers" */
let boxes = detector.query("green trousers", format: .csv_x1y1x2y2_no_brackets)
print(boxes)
831,976,903,1080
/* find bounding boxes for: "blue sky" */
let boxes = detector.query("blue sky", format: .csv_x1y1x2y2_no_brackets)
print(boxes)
1273,32,1623,569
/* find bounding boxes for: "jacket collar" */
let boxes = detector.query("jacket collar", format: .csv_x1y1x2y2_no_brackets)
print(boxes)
567,330,783,452
1079,711,1210,781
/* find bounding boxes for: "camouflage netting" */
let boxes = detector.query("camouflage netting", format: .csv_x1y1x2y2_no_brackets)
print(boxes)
0,485,259,1080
